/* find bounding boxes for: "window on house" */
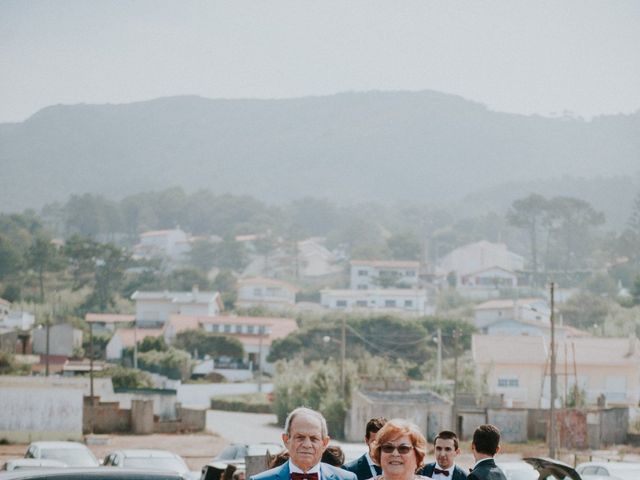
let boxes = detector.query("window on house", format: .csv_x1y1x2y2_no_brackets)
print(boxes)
357,284,368,290
406,270,416,276
498,377,519,387
356,300,367,307
336,300,348,308
266,287,279,297
385,300,396,307
253,287,263,296
223,324,231,333
247,325,255,334
404,300,413,307
358,270,368,276
210,324,220,333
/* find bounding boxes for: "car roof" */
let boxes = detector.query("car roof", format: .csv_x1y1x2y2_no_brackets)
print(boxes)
0,467,185,479
110,450,180,458
27,442,88,449
578,461,640,468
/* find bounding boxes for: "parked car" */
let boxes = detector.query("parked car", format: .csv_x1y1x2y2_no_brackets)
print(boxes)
102,449,199,480
24,441,99,467
523,457,581,480
210,443,283,467
0,467,187,480
576,461,640,480
496,461,538,480
2,459,67,471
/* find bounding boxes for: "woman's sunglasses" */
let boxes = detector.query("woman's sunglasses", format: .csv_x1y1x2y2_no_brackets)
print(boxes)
380,444,414,454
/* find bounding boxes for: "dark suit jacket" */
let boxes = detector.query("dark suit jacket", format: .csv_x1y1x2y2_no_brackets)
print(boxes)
342,454,380,480
467,459,506,480
251,460,358,480
418,462,468,480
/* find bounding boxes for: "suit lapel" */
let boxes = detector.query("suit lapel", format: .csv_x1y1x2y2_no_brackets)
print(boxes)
277,462,291,480
321,463,337,480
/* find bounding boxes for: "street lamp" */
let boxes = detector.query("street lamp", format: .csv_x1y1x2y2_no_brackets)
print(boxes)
323,317,346,399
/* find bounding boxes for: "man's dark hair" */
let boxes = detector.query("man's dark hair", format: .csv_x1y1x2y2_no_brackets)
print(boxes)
365,417,387,441
322,445,345,466
434,430,459,450
472,424,501,456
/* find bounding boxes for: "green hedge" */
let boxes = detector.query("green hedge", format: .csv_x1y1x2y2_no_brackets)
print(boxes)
210,394,273,413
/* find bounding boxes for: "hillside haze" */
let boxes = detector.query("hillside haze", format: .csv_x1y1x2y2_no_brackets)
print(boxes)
1,91,639,212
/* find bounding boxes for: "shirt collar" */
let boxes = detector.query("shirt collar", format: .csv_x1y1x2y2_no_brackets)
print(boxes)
365,452,376,467
434,463,454,473
472,458,493,469
289,460,321,475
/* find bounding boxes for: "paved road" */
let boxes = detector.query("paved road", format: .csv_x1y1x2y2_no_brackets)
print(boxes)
206,410,282,444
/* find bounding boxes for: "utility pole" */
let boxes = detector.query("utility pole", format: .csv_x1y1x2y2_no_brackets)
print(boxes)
452,328,461,431
340,317,346,399
89,320,95,434
436,327,442,386
549,282,557,458
258,328,264,393
45,312,51,377
133,317,138,369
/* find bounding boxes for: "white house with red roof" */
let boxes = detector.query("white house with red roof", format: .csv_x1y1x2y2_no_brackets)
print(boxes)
131,287,222,325
320,288,432,316
472,334,640,408
350,259,420,290
163,314,298,374
236,277,299,310
133,228,190,262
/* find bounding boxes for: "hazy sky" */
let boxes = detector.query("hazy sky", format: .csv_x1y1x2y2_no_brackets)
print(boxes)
1,0,639,123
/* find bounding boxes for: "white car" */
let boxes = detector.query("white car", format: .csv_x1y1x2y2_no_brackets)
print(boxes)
576,461,640,480
102,449,199,480
2,459,67,471
24,441,99,467
496,461,538,480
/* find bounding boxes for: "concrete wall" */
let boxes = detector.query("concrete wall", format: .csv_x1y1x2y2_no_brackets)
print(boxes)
487,409,528,443
346,391,452,442
83,398,131,434
112,388,178,420
0,376,84,442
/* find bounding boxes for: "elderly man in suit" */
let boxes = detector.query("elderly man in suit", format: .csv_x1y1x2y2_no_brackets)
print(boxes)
251,407,357,480
468,425,506,480
342,417,387,480
418,430,467,480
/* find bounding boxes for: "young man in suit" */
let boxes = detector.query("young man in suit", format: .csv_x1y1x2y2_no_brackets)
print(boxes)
250,407,357,480
342,417,387,480
417,430,467,480
467,425,507,480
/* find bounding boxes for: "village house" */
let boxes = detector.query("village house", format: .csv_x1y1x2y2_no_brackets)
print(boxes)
236,277,299,310
439,241,524,299
296,237,343,279
133,228,191,262
32,323,83,358
105,328,164,361
472,334,640,409
474,298,549,329
131,287,222,326
85,313,135,333
320,288,432,316
0,297,10,318
162,314,298,375
350,259,420,290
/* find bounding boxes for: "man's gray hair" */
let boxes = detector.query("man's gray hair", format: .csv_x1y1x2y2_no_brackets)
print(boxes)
284,407,329,437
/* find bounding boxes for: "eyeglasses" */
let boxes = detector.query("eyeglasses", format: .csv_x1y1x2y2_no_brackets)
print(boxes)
380,444,414,455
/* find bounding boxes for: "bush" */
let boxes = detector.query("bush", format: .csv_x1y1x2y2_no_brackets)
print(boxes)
137,347,191,380
210,393,272,413
94,365,153,389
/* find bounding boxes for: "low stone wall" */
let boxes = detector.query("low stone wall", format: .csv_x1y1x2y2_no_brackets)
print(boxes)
83,397,131,434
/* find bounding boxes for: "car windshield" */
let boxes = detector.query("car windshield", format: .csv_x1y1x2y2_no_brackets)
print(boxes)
608,467,640,480
40,448,98,467
123,457,188,472
215,445,245,460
